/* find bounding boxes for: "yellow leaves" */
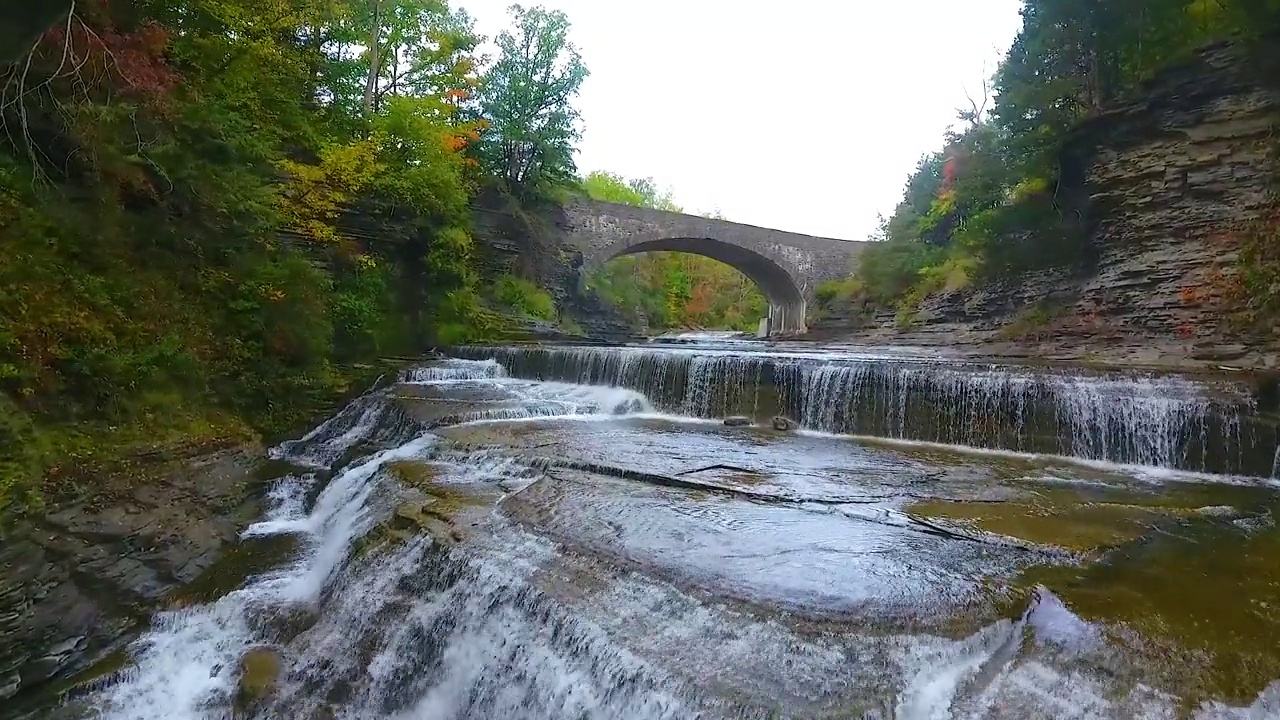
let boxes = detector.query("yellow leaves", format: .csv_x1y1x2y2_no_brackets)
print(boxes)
275,136,386,244
1009,175,1051,202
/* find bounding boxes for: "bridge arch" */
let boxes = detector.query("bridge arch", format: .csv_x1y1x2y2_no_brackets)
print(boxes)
585,236,807,335
563,197,865,336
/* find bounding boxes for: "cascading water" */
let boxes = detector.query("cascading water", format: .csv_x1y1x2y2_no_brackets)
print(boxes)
456,344,1277,477
57,352,1280,720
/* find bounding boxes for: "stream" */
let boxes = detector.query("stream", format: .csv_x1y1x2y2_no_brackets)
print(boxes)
59,337,1280,719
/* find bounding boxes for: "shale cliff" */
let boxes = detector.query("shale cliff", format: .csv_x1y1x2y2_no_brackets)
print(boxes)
810,40,1280,369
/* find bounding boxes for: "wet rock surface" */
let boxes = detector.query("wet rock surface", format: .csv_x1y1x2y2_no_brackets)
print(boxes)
0,447,265,709
31,352,1280,719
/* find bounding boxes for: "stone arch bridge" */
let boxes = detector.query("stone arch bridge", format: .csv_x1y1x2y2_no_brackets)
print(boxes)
564,198,866,335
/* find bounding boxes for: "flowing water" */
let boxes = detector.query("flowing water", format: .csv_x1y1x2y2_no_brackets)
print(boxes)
51,338,1280,719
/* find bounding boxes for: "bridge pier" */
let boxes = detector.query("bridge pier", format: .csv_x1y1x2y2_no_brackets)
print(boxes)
762,301,806,337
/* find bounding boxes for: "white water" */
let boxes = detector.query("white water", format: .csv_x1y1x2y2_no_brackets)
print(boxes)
91,424,436,719
458,344,1273,477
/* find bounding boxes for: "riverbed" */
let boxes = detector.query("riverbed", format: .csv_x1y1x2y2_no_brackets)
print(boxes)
55,337,1280,719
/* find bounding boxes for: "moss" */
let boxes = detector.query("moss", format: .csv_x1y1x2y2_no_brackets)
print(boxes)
234,647,282,715
385,460,442,490
909,476,1280,709
1013,515,1280,709
352,465,484,558
17,648,133,712
997,301,1061,340
908,497,1179,552
906,481,1269,553
168,534,301,608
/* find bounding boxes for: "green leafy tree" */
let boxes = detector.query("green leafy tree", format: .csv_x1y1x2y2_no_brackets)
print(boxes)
475,4,588,192
0,0,522,516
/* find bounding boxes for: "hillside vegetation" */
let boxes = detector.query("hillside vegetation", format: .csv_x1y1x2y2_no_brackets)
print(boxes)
0,0,592,519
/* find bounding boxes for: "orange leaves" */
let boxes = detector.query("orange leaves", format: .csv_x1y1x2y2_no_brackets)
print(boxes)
683,283,713,317
441,124,485,153
941,155,959,193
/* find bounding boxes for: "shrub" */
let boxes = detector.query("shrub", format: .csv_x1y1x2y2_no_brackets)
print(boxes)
490,274,557,320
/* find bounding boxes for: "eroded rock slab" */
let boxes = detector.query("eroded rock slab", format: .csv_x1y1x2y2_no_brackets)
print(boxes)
0,447,266,709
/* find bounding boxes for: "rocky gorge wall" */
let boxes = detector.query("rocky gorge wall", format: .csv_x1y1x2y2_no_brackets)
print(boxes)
810,40,1280,370
469,187,635,340
0,448,267,713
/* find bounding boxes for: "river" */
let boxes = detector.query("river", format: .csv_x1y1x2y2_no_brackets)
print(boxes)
56,336,1280,719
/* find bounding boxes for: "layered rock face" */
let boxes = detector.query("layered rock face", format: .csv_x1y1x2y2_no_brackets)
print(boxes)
469,186,636,340
811,41,1280,368
1070,41,1278,343
0,448,263,709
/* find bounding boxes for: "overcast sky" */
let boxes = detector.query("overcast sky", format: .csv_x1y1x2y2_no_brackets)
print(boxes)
458,0,1025,241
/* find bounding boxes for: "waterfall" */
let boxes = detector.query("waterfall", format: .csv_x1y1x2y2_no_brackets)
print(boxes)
402,358,507,383
66,355,1280,720
456,345,1273,476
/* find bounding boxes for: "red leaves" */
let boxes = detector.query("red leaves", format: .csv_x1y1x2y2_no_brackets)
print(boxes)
41,17,179,105
941,155,959,192
109,22,178,100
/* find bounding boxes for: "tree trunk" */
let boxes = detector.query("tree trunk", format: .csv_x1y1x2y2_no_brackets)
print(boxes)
362,0,382,116
306,25,324,108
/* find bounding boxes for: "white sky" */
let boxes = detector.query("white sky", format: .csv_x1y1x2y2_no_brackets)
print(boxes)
458,0,1025,241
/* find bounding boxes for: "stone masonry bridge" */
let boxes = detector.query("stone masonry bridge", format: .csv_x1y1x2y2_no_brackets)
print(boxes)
563,198,866,335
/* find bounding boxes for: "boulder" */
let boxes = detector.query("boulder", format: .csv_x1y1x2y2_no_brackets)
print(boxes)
771,416,797,431
723,416,752,427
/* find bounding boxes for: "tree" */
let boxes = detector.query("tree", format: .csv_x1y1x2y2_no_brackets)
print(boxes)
0,0,507,516
581,171,680,211
474,4,588,192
